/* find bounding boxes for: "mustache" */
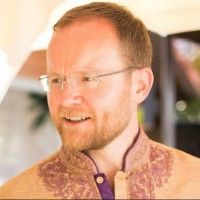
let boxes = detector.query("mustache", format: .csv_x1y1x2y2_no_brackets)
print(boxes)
58,106,94,118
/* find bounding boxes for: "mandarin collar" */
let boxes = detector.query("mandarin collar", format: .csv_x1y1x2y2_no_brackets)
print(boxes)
60,127,150,174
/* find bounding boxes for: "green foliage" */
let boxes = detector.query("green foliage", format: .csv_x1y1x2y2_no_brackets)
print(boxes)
28,92,49,130
138,105,144,124
193,56,200,72
176,98,200,123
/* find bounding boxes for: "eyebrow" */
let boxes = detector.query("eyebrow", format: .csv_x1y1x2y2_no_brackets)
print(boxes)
47,72,61,76
47,70,101,76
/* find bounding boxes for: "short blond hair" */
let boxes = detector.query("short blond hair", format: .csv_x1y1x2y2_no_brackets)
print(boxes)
54,2,152,68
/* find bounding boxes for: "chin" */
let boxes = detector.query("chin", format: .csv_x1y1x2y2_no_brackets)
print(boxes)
60,131,94,151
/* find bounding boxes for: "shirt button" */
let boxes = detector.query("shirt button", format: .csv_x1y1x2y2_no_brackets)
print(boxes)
96,176,104,184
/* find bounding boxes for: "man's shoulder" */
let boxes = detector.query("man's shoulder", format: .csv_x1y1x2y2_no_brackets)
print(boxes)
151,139,200,166
150,139,200,188
0,151,60,199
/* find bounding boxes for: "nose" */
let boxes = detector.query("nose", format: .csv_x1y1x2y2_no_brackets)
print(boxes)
59,83,84,107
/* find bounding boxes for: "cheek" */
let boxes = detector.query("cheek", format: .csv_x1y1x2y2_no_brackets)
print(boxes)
91,84,128,115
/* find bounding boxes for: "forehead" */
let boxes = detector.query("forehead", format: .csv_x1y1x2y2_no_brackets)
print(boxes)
51,17,118,45
47,18,124,73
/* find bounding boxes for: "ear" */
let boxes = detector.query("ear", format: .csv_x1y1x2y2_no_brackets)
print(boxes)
131,67,154,104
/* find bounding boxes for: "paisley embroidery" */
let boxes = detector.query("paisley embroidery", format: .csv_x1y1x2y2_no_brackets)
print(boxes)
38,155,100,199
60,149,97,174
38,128,174,199
128,144,174,199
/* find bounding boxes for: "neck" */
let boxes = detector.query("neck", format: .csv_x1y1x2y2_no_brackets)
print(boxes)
87,121,139,187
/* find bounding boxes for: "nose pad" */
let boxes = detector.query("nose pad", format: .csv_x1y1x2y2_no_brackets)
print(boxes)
61,79,65,90
60,76,76,90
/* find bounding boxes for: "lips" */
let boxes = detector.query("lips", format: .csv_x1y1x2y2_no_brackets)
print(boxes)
64,116,90,123
59,109,93,125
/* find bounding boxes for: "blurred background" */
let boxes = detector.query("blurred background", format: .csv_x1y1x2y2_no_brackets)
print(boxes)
0,0,200,186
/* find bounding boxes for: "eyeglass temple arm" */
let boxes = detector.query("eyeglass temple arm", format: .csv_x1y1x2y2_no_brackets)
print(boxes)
39,66,140,80
97,66,136,78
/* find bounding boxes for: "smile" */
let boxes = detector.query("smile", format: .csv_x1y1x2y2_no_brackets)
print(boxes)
64,116,90,123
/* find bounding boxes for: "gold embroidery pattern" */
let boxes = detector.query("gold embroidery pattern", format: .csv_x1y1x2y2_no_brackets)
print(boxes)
60,149,97,174
38,155,100,199
125,132,149,170
128,144,174,199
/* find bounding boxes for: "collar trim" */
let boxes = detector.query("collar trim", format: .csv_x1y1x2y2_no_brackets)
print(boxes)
60,127,149,173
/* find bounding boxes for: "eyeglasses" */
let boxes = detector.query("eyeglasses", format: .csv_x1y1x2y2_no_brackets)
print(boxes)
39,66,135,92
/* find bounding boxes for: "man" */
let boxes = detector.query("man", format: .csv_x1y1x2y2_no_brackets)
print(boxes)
0,2,200,199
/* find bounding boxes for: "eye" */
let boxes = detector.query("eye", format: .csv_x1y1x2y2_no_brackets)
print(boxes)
82,75,98,82
82,76,93,81
49,77,62,85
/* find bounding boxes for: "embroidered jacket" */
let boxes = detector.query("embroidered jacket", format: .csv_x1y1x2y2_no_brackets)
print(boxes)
0,128,200,199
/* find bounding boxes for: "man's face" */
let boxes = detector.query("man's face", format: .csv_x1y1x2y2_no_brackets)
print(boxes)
47,19,134,151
